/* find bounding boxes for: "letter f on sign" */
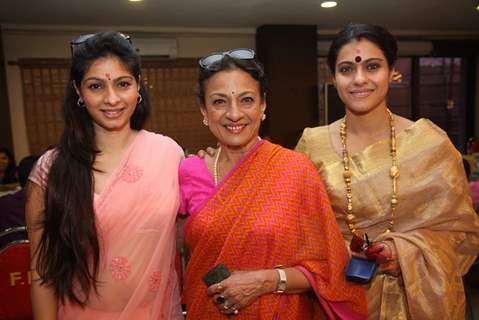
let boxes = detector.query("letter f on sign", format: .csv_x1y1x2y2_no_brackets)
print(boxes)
10,272,22,286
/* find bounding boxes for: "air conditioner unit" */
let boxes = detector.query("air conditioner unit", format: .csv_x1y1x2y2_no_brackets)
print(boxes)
133,38,177,58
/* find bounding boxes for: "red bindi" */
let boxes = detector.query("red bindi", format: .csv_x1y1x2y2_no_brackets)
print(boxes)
355,56,362,63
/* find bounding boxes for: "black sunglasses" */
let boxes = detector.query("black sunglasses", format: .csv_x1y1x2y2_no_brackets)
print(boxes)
70,32,132,57
198,48,256,70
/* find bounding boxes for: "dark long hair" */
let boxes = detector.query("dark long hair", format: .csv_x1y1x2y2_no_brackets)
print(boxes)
36,31,149,306
327,23,398,73
0,146,17,184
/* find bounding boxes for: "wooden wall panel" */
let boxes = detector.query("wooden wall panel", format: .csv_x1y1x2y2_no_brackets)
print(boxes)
18,58,215,155
256,25,318,148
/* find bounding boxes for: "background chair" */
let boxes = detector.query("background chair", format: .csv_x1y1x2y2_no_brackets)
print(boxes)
0,226,32,320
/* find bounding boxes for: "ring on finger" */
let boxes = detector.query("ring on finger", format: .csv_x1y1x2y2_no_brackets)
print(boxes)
233,308,239,315
223,300,231,310
215,295,226,305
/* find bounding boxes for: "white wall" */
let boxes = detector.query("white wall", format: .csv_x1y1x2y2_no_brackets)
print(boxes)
2,25,255,160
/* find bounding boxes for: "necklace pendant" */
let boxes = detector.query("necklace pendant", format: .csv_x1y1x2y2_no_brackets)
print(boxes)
390,166,400,178
346,214,355,221
343,170,352,179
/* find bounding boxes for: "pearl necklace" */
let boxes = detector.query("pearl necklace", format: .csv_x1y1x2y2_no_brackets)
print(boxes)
213,146,222,186
340,109,399,235
213,137,262,186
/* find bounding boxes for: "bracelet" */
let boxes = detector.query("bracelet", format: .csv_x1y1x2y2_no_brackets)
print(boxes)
274,267,287,294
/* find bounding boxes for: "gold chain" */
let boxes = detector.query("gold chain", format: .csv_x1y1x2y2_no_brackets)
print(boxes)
339,110,399,235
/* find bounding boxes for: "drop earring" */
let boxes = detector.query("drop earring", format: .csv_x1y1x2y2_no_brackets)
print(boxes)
203,118,208,126
261,114,266,121
77,98,85,108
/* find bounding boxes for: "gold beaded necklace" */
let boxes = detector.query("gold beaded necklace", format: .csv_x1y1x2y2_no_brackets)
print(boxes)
339,109,399,235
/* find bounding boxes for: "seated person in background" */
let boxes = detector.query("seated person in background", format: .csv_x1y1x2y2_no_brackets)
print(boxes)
0,155,38,247
0,147,19,194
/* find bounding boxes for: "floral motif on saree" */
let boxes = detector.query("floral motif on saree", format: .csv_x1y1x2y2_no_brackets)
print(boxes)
29,130,184,319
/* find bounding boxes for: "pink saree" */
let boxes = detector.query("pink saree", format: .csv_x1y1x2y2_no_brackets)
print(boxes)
29,130,184,319
182,141,367,319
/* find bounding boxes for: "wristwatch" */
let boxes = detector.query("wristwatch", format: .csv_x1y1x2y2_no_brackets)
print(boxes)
274,267,287,294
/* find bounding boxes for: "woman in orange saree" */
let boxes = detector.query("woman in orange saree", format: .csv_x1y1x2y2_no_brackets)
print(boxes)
179,49,367,319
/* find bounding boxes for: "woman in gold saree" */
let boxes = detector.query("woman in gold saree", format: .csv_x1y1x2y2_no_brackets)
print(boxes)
179,49,367,319
295,23,479,319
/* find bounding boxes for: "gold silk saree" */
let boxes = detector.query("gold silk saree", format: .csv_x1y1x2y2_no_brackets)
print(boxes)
296,119,479,320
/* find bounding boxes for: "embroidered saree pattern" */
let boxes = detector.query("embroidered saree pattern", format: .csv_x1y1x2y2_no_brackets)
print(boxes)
183,141,367,319
30,130,184,319
296,119,479,320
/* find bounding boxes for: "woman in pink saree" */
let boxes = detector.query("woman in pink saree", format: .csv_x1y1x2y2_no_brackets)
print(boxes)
179,49,367,319
26,32,183,319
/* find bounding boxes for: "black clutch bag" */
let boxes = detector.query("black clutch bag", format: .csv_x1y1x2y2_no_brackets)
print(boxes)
345,256,377,284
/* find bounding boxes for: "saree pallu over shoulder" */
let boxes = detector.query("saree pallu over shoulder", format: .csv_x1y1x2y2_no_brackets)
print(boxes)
184,140,367,319
296,119,479,320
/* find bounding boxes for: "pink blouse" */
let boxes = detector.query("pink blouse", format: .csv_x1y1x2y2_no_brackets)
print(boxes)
178,156,215,215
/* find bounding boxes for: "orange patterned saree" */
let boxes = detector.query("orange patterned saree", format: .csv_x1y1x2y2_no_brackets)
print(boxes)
183,141,367,319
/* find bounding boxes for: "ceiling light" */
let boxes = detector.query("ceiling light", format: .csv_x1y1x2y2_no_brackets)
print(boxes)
129,0,142,2
321,1,337,8
476,5,479,10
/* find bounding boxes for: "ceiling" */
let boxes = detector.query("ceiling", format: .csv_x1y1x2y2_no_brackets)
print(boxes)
1,0,479,37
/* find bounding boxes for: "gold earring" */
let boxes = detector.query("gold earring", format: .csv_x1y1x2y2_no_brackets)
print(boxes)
203,118,208,126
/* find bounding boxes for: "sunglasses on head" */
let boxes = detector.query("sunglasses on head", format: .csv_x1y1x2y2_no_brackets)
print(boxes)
70,32,132,57
198,48,256,70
